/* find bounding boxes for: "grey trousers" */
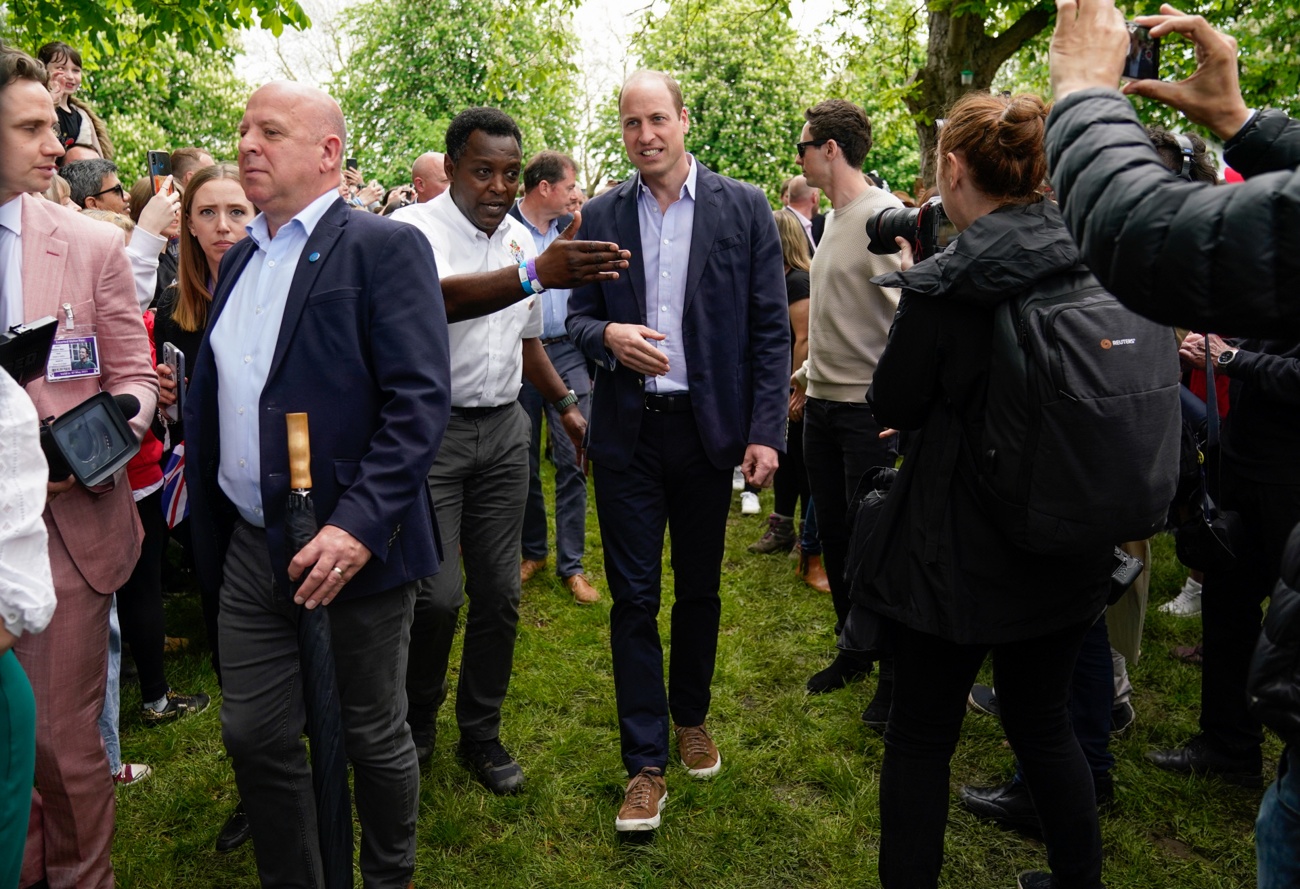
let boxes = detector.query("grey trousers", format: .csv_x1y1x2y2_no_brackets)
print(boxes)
406,402,530,741
219,521,419,889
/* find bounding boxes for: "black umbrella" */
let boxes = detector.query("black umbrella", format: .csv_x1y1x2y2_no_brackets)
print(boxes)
286,412,353,889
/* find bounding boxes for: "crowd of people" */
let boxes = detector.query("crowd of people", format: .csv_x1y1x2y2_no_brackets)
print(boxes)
0,0,1297,886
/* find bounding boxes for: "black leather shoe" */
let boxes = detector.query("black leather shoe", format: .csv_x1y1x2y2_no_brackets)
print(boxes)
806,652,871,695
215,801,251,852
411,721,436,766
458,737,525,795
1146,734,1262,788
958,781,1042,833
1017,871,1053,889
861,677,894,734
960,777,1115,835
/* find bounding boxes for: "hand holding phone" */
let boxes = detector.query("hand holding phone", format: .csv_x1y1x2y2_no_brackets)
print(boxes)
148,151,173,194
160,342,185,422
136,179,180,238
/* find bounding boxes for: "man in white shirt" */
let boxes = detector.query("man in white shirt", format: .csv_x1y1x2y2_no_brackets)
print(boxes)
393,107,629,795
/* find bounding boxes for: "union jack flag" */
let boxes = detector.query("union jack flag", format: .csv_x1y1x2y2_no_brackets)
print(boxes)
161,443,189,529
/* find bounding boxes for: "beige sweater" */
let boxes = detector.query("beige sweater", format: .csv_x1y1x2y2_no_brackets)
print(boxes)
794,186,905,403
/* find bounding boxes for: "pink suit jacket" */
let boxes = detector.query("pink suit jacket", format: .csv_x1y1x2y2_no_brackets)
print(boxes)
19,193,157,593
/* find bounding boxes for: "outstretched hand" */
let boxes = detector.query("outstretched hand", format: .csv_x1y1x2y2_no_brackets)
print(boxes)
535,211,631,289
1123,5,1252,140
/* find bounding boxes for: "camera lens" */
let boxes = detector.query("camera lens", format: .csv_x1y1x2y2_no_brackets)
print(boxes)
63,416,111,467
866,207,921,255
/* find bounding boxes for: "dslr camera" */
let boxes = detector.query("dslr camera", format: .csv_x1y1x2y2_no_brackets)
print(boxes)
865,196,957,261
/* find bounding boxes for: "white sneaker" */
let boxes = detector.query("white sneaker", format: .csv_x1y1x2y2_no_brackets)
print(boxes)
732,467,745,492
740,491,760,515
1160,577,1202,617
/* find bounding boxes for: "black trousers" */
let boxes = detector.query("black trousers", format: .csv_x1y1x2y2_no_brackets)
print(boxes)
802,398,893,628
881,619,1102,889
593,408,732,775
773,418,809,521
1201,468,1300,753
117,489,170,703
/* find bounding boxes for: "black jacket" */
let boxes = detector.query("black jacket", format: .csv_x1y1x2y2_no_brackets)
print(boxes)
1046,90,1300,338
857,200,1111,645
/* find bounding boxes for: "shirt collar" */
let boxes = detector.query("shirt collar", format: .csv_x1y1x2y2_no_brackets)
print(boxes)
0,195,22,236
637,153,698,204
246,188,341,249
513,199,559,237
788,206,812,225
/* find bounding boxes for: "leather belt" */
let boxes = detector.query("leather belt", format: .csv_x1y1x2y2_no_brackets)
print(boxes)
450,403,513,420
644,393,692,413
541,336,569,346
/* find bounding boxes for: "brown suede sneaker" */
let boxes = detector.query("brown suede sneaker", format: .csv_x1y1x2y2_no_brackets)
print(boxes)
615,767,667,831
520,557,547,583
564,573,601,605
674,723,722,777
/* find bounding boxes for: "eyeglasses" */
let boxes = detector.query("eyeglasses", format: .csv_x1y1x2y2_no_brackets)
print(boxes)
796,139,829,158
87,183,125,201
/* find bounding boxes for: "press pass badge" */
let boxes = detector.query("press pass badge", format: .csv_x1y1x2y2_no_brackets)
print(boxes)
47,302,100,381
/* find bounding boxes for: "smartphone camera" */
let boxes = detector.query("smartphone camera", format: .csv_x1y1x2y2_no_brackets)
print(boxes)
1122,22,1160,81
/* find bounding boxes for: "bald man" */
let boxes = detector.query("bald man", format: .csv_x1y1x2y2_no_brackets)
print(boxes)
411,150,448,202
183,81,451,888
784,174,822,250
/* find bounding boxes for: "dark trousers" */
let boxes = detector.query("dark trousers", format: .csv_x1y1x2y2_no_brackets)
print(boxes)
1015,614,1115,784
593,408,732,775
219,522,419,889
407,404,530,741
1201,469,1300,754
519,341,591,578
117,490,170,703
773,418,809,521
881,620,1102,889
803,397,893,627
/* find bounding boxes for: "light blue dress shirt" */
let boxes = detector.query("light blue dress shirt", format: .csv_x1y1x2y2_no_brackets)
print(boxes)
210,189,340,527
513,202,571,341
636,156,697,394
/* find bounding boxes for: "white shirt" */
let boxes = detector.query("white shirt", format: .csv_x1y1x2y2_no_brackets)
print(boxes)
0,369,55,638
125,228,166,313
393,192,542,408
211,189,339,527
0,196,24,332
635,158,697,393
788,206,816,249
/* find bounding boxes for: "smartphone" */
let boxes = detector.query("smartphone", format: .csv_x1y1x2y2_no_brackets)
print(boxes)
1122,22,1160,81
147,151,172,195
161,342,185,422
346,157,359,172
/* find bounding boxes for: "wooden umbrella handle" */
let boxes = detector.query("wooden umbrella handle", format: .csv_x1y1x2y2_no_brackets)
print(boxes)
287,412,312,489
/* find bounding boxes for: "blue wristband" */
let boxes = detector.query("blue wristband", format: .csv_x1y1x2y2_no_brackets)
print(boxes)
518,263,532,295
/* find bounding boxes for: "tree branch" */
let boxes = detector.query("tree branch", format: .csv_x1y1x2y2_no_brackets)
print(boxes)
985,5,1053,71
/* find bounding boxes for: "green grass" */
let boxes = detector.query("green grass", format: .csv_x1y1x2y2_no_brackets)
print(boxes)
113,471,1275,888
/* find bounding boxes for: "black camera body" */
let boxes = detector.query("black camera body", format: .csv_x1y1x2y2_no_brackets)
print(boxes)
865,196,957,261
40,392,141,487
0,316,58,386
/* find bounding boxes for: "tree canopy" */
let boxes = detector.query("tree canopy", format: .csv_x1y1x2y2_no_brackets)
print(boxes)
331,0,580,186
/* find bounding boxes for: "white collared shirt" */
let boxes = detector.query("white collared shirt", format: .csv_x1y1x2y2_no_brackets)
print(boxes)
211,188,339,527
0,368,55,638
0,196,24,332
636,156,697,394
392,192,541,408
788,206,815,249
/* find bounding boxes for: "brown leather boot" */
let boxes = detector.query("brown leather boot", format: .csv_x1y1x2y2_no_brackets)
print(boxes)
799,552,831,593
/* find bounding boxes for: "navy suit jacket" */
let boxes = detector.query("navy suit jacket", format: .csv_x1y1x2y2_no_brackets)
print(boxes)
183,198,451,602
566,163,789,471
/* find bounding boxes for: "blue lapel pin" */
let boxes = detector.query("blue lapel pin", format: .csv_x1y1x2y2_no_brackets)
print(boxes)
308,252,320,262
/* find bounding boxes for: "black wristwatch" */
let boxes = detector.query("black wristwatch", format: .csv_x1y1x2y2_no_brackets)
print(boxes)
553,389,578,411
1217,349,1238,367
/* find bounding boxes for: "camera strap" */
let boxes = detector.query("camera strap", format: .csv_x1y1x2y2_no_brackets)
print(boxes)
1200,335,1221,522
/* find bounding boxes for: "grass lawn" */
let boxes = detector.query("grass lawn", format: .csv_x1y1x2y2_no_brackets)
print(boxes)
112,471,1274,888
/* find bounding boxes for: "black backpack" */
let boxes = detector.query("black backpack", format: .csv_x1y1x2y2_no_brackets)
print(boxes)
975,269,1182,554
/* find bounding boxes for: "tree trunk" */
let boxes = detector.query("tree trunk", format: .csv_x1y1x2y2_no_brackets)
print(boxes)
904,2,1054,187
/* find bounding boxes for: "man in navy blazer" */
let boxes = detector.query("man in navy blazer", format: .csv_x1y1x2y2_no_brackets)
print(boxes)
184,82,450,888
567,70,789,832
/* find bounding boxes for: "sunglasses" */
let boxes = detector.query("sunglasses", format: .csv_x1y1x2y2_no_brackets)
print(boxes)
88,183,125,201
796,139,829,158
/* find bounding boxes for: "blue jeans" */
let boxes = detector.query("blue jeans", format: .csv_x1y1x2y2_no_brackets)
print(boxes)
97,595,121,775
1258,745,1300,889
519,340,591,579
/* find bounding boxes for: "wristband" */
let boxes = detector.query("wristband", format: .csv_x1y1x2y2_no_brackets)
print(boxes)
553,389,578,411
525,258,544,294
518,262,532,295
